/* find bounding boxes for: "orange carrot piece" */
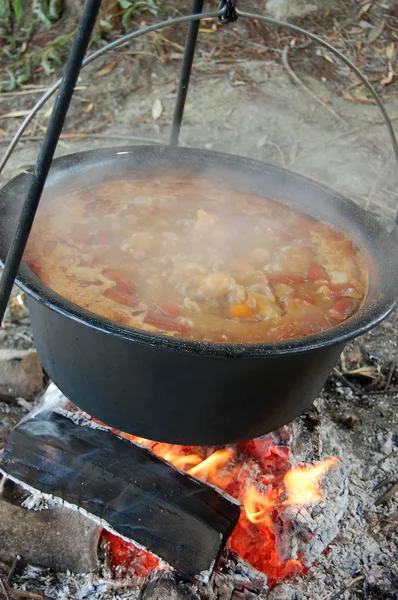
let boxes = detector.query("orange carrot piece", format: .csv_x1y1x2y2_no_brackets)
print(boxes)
229,304,253,318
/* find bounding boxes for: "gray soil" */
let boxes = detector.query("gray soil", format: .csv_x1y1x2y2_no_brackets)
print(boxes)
0,10,397,600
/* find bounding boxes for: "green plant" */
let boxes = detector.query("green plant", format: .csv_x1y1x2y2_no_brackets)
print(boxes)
0,0,161,92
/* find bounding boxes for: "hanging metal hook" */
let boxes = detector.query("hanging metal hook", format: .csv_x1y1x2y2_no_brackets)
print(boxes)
218,0,238,23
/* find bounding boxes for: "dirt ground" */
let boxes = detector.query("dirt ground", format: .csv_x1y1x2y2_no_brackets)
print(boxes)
0,3,397,599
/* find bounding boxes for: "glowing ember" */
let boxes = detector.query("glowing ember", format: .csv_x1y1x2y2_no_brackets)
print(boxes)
99,424,339,588
100,530,159,580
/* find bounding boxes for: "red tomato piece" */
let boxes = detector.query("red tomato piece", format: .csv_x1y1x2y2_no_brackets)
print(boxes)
102,268,137,295
103,287,139,308
144,312,190,335
26,259,45,276
292,292,313,305
267,274,308,286
153,302,183,318
308,262,328,282
328,297,357,322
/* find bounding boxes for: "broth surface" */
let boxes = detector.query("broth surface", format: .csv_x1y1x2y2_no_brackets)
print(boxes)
25,174,368,343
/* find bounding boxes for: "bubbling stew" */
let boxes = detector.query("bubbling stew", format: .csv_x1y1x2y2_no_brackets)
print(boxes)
25,174,368,344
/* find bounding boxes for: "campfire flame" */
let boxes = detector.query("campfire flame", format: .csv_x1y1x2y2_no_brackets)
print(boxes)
100,427,339,587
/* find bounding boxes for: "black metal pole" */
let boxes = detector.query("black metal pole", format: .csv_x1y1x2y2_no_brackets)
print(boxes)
0,0,103,324
169,0,205,146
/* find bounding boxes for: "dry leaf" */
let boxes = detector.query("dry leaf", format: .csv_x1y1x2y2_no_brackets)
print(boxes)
95,60,118,78
386,42,395,60
152,98,163,121
357,2,372,19
85,102,95,114
368,20,384,43
0,127,7,136
381,70,394,86
322,51,335,64
358,19,374,28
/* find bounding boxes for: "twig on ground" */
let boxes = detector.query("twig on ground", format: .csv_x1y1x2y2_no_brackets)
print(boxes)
333,368,364,396
288,116,398,167
6,556,20,589
281,45,346,126
375,481,398,506
0,578,11,600
386,359,396,389
328,575,365,600
365,388,398,396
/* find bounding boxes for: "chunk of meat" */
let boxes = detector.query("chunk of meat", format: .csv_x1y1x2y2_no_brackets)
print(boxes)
248,247,272,266
250,292,281,320
194,273,236,300
194,209,219,231
121,232,154,260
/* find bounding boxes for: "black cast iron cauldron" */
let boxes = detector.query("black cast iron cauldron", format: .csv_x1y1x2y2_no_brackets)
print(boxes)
0,146,397,445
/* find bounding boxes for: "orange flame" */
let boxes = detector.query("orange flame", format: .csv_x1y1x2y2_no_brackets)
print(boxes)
244,485,276,526
283,457,339,505
96,422,339,588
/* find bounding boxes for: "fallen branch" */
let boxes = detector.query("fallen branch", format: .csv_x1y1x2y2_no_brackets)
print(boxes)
282,45,346,126
332,368,363,396
0,578,11,600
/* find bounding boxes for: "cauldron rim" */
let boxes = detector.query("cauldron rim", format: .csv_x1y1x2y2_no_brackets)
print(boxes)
0,145,397,359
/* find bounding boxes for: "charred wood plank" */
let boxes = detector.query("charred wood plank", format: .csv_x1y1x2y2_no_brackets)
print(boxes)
0,411,240,579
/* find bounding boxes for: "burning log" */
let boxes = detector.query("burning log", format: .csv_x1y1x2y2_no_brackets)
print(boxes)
0,410,240,580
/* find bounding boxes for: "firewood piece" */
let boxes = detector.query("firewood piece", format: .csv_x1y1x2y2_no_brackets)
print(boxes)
139,570,199,600
0,411,240,579
0,477,101,574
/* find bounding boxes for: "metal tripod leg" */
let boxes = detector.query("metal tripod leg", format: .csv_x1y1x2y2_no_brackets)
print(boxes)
0,0,103,324
169,0,205,147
